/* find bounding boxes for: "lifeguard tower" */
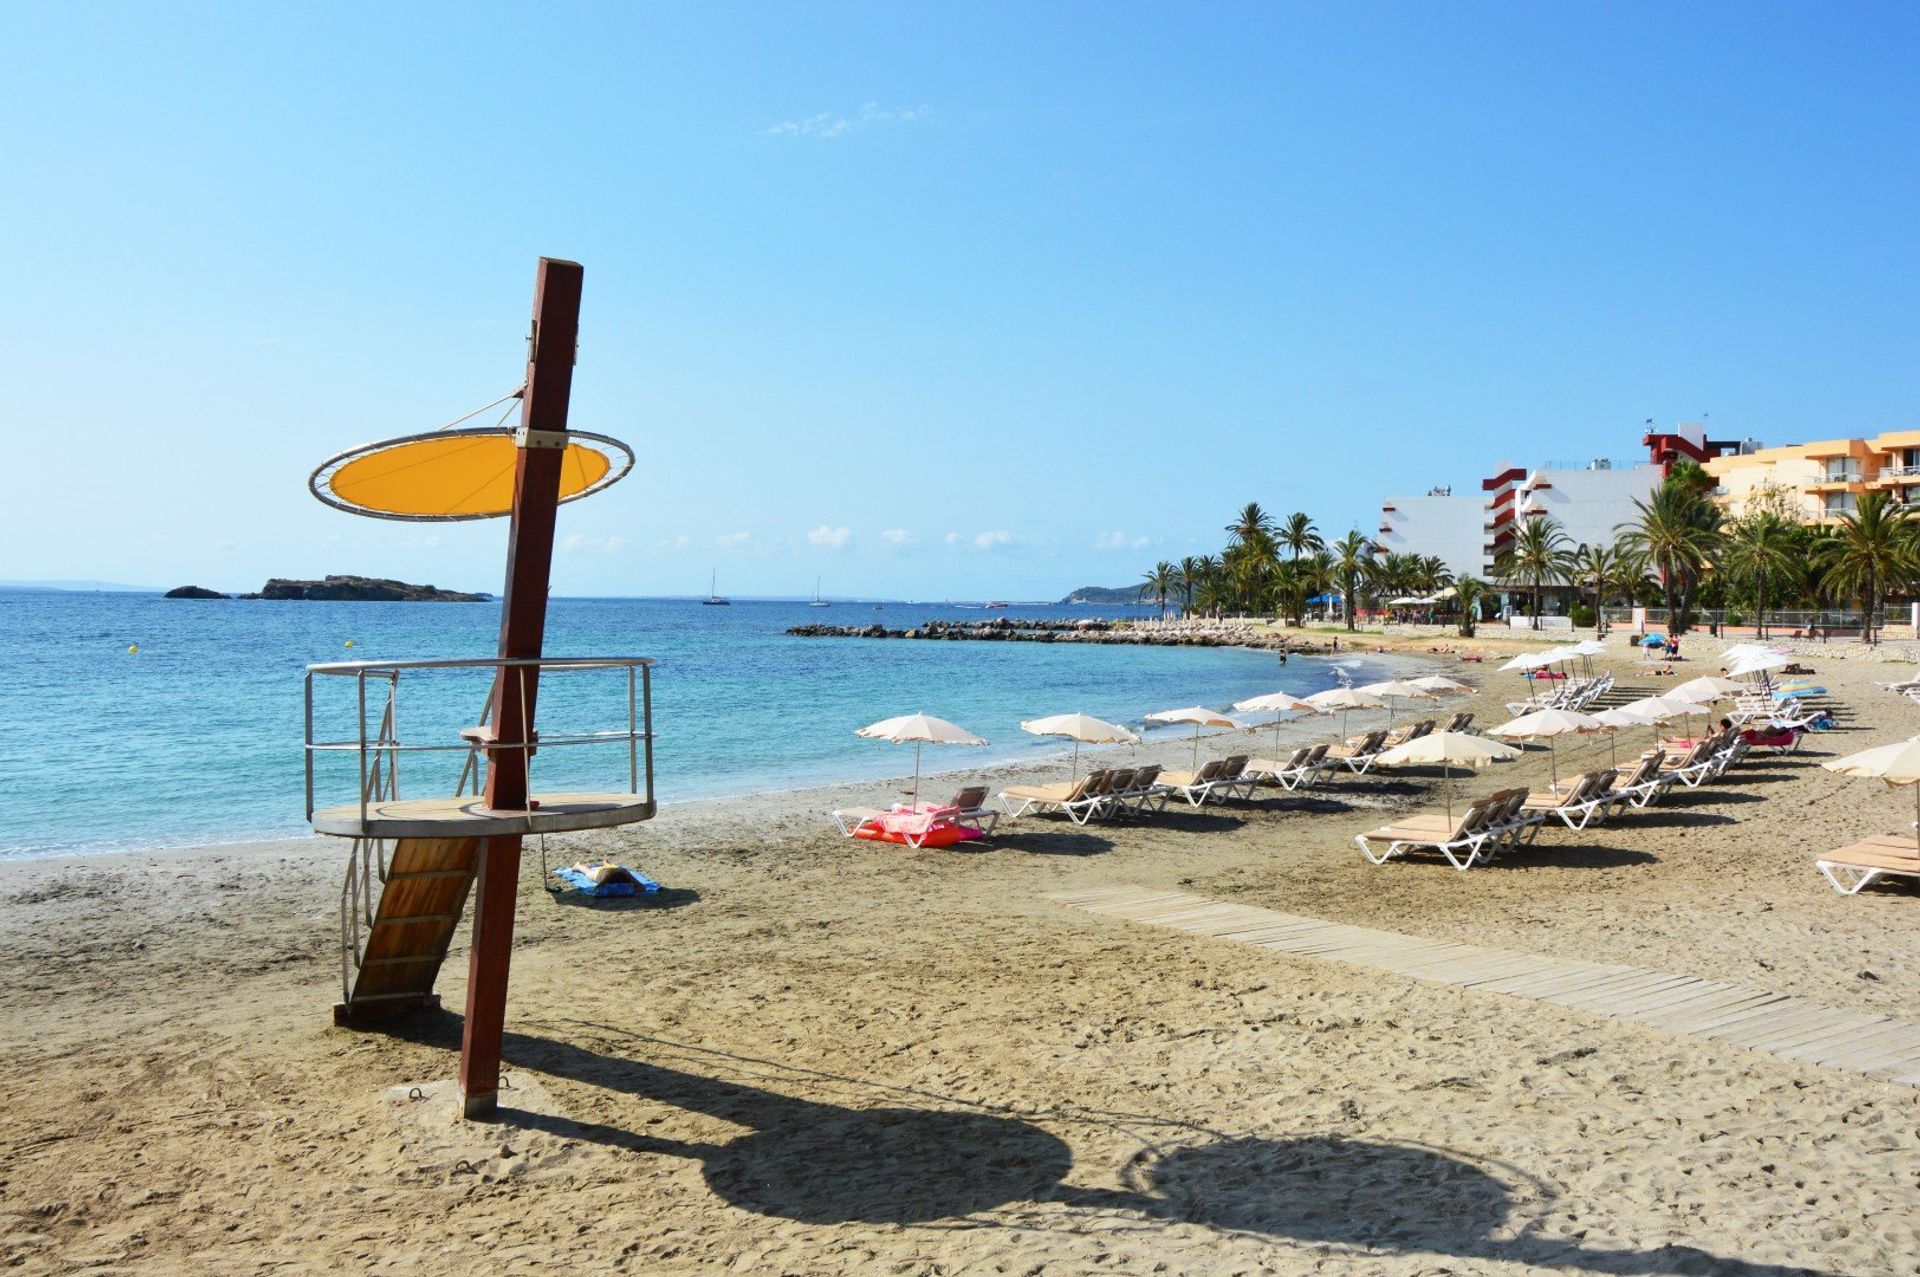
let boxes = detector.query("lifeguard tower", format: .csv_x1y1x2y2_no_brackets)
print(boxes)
302,258,655,1118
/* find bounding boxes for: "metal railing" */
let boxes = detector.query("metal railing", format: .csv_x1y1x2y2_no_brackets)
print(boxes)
304,655,657,827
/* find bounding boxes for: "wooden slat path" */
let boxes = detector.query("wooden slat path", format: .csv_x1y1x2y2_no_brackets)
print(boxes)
1047,886,1920,1087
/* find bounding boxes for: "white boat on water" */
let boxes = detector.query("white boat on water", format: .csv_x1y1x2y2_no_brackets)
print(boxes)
703,569,730,606
810,576,829,608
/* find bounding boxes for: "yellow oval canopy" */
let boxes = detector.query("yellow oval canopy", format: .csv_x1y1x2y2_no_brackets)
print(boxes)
312,429,630,521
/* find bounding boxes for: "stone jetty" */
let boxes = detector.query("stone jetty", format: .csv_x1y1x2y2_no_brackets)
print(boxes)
785,616,1345,654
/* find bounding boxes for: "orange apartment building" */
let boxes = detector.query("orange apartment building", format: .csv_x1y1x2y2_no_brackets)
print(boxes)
1703,429,1920,523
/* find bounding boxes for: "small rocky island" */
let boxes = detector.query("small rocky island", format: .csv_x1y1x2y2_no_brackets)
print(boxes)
246,575,490,602
158,575,489,602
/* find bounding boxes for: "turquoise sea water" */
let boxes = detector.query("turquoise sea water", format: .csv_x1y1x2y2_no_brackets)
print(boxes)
0,592,1396,858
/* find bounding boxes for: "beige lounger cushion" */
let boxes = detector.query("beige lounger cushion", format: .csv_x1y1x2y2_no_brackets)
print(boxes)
1004,781,1080,803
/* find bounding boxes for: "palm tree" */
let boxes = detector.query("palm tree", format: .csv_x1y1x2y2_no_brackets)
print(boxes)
1279,511,1324,563
1453,576,1488,638
1331,531,1372,631
1226,502,1276,549
1568,542,1623,636
1818,490,1917,645
1615,479,1721,635
1177,555,1206,615
1719,513,1806,639
1496,517,1573,629
1139,561,1180,620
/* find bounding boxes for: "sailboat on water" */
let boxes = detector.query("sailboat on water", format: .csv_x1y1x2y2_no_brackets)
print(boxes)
703,569,730,606
810,575,830,608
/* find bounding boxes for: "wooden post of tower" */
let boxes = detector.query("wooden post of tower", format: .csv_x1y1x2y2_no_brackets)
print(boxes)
459,257,583,1120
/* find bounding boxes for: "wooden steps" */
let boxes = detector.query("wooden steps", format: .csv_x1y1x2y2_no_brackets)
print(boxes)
1047,886,1920,1087
335,837,480,1025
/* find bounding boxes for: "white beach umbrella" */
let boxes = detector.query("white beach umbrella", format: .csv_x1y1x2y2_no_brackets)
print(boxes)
1305,685,1386,739
1376,731,1519,820
1408,675,1474,695
856,712,988,805
1233,691,1329,753
1568,639,1607,656
1670,675,1745,704
1825,740,1920,840
1593,705,1663,766
1488,707,1605,785
1358,679,1439,725
1499,651,1553,672
1146,706,1243,769
1727,650,1790,679
1019,712,1140,779
1720,643,1780,662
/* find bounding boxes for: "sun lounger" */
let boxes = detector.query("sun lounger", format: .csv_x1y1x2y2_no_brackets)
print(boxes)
1444,712,1475,734
1001,768,1114,822
1210,755,1257,801
1354,794,1505,870
1596,751,1675,811
1817,834,1920,895
1108,764,1167,816
1521,769,1618,832
1247,744,1327,791
1656,738,1718,789
1159,758,1227,807
1323,729,1390,774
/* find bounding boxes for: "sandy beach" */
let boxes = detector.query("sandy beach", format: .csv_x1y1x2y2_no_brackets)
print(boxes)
5,640,1919,1275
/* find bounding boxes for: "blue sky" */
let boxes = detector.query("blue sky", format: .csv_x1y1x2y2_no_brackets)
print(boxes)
1,3,1915,598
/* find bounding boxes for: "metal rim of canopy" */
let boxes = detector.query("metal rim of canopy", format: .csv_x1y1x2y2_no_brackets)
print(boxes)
308,425,635,522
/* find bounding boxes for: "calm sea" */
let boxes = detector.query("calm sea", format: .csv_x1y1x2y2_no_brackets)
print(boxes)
0,592,1396,858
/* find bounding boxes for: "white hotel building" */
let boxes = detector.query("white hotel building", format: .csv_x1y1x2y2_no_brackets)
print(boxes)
1375,424,1745,595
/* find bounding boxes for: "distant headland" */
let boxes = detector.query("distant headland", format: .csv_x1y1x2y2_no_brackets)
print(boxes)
164,575,490,603
1059,585,1144,605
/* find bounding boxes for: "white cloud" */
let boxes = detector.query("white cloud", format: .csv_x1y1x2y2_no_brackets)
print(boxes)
767,102,929,140
944,531,963,546
406,533,446,550
806,524,852,549
562,533,630,554
881,528,911,545
715,532,751,549
973,529,1013,550
654,534,692,551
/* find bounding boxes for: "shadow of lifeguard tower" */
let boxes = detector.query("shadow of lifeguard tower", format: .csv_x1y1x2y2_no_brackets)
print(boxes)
301,258,655,1119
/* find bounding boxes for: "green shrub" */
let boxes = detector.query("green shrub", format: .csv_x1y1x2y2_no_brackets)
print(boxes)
1569,604,1595,628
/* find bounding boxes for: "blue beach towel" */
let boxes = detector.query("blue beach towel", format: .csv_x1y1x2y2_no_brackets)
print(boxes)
551,864,661,897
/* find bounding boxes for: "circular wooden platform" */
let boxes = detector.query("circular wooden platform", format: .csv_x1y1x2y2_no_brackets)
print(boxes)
310,792,655,838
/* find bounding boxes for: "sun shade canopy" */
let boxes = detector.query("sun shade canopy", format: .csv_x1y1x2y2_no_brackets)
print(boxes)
310,427,634,521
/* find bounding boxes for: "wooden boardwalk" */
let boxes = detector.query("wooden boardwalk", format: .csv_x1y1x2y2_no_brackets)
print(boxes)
1047,886,1920,1087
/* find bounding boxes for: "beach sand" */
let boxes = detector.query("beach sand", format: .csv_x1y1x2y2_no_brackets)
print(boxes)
4,638,1919,1274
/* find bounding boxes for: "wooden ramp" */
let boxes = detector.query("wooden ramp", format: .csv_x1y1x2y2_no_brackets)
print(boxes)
1047,886,1920,1087
336,837,481,1025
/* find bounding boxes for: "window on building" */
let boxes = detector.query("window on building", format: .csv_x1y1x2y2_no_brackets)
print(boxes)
1824,491,1858,517
1824,459,1862,483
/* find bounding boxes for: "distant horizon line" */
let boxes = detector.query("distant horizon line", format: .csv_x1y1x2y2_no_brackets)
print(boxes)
0,581,1157,607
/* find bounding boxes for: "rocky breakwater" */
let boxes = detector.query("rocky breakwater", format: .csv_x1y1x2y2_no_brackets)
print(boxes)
786,616,1336,653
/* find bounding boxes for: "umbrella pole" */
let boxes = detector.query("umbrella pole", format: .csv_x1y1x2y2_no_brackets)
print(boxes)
1549,739,1558,787
1072,738,1080,781
913,741,922,808
1192,725,1201,770
1445,761,1454,821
